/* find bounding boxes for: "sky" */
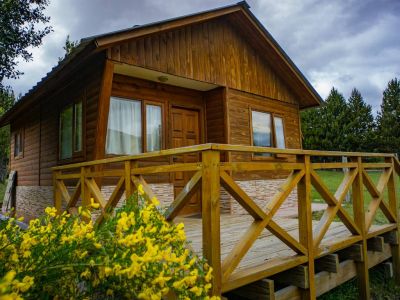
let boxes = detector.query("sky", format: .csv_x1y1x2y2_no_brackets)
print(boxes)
4,0,400,112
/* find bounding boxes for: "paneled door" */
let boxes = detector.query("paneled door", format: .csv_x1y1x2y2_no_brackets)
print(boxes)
171,107,201,215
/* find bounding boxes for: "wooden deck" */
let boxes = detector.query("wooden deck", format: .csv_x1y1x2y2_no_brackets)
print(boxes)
52,143,400,299
178,214,396,295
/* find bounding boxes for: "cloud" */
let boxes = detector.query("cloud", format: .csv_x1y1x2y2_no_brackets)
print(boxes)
3,0,400,112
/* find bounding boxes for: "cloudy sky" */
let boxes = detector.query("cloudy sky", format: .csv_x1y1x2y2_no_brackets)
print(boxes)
4,0,400,112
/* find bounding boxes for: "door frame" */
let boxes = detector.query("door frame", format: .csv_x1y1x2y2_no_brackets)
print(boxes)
168,103,205,150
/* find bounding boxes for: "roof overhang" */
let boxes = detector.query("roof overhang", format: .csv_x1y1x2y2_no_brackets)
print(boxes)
0,1,322,127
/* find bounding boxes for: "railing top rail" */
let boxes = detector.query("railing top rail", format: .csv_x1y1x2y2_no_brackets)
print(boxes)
52,143,396,171
210,144,396,158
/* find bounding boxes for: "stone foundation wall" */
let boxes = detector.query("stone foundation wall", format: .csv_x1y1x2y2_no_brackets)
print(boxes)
229,179,298,215
15,179,293,221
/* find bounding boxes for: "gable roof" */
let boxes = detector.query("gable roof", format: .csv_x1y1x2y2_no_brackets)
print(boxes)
0,1,322,126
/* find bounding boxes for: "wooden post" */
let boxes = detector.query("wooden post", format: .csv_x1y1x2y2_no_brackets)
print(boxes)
81,167,90,208
352,157,370,299
53,170,62,214
125,160,133,200
386,157,400,284
201,150,222,296
297,155,315,299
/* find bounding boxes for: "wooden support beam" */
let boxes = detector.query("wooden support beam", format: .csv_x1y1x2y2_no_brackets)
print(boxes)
367,236,384,252
201,150,222,296
315,254,339,273
229,279,275,300
339,244,364,262
385,157,400,285
382,262,393,278
296,155,315,299
272,265,309,289
383,231,399,245
351,157,370,299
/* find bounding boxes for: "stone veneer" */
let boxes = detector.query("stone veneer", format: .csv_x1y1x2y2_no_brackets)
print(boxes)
228,179,298,215
14,179,295,221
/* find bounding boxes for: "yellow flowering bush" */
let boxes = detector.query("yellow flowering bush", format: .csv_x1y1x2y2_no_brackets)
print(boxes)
0,186,219,299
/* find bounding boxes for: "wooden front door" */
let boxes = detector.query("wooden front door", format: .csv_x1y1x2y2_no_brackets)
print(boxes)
171,107,201,215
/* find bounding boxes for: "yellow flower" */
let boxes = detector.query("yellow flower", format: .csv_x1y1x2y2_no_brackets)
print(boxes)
138,184,144,195
90,198,100,209
151,197,160,206
45,207,57,217
189,286,202,296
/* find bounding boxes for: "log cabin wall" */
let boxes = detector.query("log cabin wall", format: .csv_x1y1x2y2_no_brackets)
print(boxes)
226,88,301,179
9,57,104,187
108,17,298,106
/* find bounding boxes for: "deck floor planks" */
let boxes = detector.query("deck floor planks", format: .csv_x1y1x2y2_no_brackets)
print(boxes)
177,214,394,289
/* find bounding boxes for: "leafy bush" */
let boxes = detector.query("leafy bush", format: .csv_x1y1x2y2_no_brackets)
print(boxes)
0,185,218,299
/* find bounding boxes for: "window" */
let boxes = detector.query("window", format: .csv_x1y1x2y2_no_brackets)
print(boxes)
14,130,23,158
106,97,163,155
59,100,83,160
251,110,286,157
145,104,162,152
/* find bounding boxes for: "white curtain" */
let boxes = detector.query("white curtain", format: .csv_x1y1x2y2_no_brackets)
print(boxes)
106,97,142,155
146,105,162,152
274,117,286,148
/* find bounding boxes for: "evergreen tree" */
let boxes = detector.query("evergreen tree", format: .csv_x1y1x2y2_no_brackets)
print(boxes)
301,88,351,152
0,87,15,165
0,0,52,88
376,78,400,155
58,35,79,62
347,88,375,152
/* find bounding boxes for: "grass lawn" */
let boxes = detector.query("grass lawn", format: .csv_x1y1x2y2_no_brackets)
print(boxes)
0,180,6,206
313,170,400,299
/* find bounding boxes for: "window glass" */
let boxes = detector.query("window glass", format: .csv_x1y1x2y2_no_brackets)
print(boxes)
274,116,285,149
60,105,73,159
74,101,83,152
14,131,23,157
252,111,272,157
146,105,162,152
106,97,142,155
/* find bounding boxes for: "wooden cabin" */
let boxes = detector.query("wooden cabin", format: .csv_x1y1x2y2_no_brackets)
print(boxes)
2,3,400,299
0,1,322,220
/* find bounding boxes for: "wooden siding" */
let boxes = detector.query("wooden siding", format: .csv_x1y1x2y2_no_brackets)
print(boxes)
10,105,41,186
10,59,103,186
227,88,301,179
109,18,298,105
205,88,226,144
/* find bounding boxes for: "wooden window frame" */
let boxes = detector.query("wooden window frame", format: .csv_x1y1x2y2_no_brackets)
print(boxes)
143,100,165,153
249,108,287,161
105,96,166,157
58,96,85,162
13,128,24,160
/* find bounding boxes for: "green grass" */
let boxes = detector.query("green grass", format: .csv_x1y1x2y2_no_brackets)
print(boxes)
0,180,5,205
313,170,400,299
311,170,400,225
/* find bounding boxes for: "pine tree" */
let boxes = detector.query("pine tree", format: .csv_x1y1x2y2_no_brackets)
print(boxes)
347,88,375,152
376,78,400,155
58,35,79,62
301,88,351,152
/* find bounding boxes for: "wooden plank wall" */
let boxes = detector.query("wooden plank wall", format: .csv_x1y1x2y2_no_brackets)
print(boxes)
10,58,104,186
109,17,298,106
227,88,301,179
10,105,41,186
205,87,226,144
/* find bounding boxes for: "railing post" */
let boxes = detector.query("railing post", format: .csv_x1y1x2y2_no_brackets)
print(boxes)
125,160,133,200
352,157,370,299
386,157,400,284
296,154,315,299
81,167,90,210
53,170,62,214
201,150,221,296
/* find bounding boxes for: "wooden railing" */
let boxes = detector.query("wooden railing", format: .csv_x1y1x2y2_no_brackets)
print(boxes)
52,144,400,299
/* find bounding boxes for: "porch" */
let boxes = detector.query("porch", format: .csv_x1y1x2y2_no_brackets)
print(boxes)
52,143,400,299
